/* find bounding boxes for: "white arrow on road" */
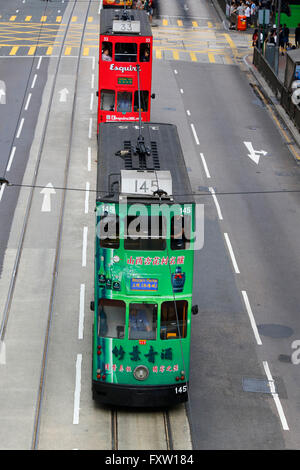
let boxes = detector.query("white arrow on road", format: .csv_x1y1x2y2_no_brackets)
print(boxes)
0,80,6,104
40,183,56,212
244,141,267,165
59,88,69,102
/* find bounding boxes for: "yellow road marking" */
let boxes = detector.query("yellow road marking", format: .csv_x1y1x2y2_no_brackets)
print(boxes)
162,19,168,26
224,33,238,59
65,46,72,55
88,17,93,22
155,48,162,59
173,50,179,60
207,21,213,28
28,46,36,55
83,47,90,56
25,16,32,22
10,16,16,22
208,52,215,63
9,46,18,55
192,21,198,28
177,20,183,27
41,16,47,23
46,46,53,55
71,16,77,22
56,16,62,23
190,52,197,61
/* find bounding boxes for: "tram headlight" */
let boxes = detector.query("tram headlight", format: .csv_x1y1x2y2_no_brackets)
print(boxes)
133,365,149,381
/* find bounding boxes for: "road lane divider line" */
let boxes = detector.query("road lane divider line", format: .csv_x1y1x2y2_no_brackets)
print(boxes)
209,187,223,220
190,123,200,145
199,152,211,178
16,118,24,139
186,110,191,116
85,182,90,214
88,117,93,139
6,147,16,172
90,92,94,111
31,73,37,89
78,284,85,340
91,73,95,89
73,354,82,425
82,226,88,267
37,56,42,70
87,147,91,171
224,233,240,274
263,361,289,431
0,182,6,201
241,291,262,346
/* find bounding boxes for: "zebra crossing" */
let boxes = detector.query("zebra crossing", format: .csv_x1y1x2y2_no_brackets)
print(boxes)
0,14,252,63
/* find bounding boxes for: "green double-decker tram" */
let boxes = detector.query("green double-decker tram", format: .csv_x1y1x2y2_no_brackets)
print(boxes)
92,122,198,407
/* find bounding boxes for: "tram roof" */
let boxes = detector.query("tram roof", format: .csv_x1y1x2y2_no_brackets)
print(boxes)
100,9,152,37
97,122,194,205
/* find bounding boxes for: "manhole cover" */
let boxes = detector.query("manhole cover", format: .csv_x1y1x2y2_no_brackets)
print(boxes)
257,324,294,339
242,377,273,394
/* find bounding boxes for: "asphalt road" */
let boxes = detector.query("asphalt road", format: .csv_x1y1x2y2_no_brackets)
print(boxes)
0,0,69,275
0,0,300,451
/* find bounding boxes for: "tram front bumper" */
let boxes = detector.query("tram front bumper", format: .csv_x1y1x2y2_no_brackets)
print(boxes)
92,381,189,407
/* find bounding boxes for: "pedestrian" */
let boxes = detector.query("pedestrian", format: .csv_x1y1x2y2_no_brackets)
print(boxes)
295,23,300,48
252,28,258,47
278,25,285,55
283,23,290,50
245,3,251,28
250,1,257,27
144,0,153,24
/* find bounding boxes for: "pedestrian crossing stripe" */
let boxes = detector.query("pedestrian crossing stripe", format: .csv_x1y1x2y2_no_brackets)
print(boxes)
1,45,236,62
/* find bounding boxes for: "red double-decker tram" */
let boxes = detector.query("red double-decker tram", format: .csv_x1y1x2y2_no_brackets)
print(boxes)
97,8,153,132
103,0,133,8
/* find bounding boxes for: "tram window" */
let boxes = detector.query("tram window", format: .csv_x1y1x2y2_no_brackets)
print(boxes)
117,91,132,113
129,303,157,340
98,299,126,339
134,91,149,112
115,43,137,62
98,214,119,248
101,41,112,61
170,215,191,250
140,44,150,62
160,301,188,340
124,215,166,250
100,90,115,111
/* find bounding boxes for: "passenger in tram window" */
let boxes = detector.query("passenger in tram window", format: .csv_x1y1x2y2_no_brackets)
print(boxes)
140,48,150,62
102,42,112,61
102,48,112,62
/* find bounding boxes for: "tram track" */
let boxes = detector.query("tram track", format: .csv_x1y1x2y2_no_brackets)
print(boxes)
0,0,93,449
110,409,174,450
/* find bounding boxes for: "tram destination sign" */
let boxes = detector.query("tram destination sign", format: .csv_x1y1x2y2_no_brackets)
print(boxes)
117,77,133,85
112,20,141,34
131,278,158,291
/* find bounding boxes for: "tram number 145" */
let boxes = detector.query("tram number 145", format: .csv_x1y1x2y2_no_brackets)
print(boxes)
175,385,187,394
